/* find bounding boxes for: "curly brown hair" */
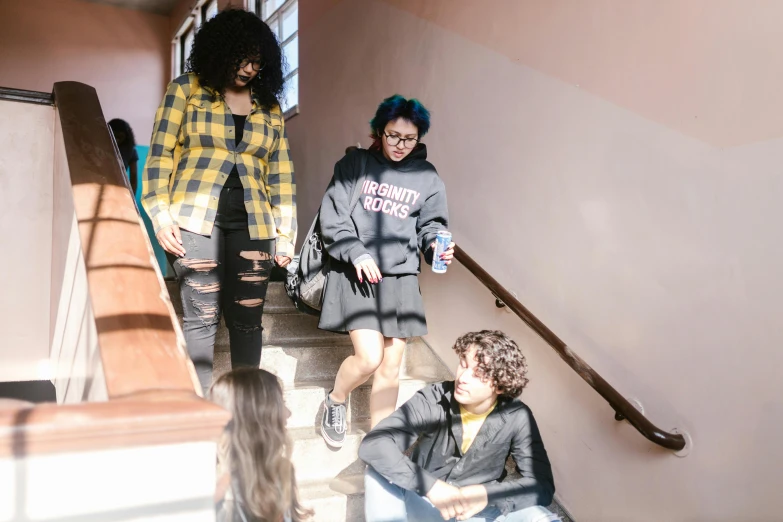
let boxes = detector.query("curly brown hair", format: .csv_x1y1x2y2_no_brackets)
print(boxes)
453,330,529,398
186,8,285,109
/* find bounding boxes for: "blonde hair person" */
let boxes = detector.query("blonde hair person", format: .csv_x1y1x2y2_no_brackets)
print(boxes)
209,368,312,522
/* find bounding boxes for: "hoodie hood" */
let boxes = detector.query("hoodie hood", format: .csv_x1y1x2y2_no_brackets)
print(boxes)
319,146,449,275
371,143,429,172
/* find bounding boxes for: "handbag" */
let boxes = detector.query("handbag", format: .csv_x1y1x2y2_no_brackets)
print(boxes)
285,150,368,315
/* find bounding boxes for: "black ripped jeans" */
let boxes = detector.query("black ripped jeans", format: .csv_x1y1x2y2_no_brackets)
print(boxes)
169,226,274,392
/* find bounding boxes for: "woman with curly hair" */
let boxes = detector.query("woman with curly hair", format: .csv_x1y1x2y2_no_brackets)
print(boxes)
142,9,296,392
317,95,455,448
359,330,560,522
210,368,312,522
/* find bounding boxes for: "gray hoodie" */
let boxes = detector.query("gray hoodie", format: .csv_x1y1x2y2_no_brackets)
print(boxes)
320,145,448,276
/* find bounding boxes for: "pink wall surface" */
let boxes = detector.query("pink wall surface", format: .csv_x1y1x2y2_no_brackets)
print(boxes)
386,0,783,148
0,0,170,141
0,101,54,382
287,0,783,520
170,0,196,35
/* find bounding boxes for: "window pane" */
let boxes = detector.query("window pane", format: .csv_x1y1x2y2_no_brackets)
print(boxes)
205,0,218,21
282,72,298,113
281,2,298,41
249,0,261,17
183,29,195,70
266,16,279,40
283,35,298,72
265,0,284,19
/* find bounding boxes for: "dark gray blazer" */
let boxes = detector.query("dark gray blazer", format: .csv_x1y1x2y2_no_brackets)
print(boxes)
358,381,555,515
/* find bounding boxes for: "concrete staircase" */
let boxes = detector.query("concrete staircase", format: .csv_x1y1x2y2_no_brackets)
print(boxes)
167,279,453,521
167,279,573,521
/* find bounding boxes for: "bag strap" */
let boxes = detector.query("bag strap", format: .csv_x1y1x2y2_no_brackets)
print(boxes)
297,151,367,279
303,202,321,242
302,150,367,247
348,150,369,212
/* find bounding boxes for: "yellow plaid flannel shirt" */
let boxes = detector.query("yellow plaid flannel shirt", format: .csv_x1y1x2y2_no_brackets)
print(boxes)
142,73,296,257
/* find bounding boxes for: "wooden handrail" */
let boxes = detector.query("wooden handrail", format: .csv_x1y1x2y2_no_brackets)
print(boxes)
0,391,227,457
53,81,199,397
0,82,229,459
454,245,686,452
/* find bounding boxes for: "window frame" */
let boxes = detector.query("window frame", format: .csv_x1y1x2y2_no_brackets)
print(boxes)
172,0,219,79
202,0,218,23
250,0,299,118
172,0,299,118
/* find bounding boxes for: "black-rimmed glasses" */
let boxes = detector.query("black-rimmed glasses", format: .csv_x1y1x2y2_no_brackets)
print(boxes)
384,133,419,149
239,59,265,72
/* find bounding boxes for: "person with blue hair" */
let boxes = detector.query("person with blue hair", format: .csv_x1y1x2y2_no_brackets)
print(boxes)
317,95,455,448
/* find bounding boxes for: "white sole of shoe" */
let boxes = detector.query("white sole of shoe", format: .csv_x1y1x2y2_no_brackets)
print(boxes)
320,422,345,449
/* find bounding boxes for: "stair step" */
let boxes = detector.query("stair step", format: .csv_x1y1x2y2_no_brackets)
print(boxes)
260,339,450,385
167,280,453,381
291,422,369,485
259,313,350,347
213,338,451,388
279,376,437,429
300,474,365,522
301,472,572,522
264,281,299,313
213,344,354,385
174,314,351,354
197,313,348,351
261,344,354,383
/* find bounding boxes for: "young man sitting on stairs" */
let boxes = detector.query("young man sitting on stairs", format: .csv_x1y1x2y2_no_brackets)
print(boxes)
359,330,560,522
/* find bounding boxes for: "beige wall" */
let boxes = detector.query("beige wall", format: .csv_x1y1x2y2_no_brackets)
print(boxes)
288,1,783,520
386,0,783,149
50,112,107,404
0,101,55,382
0,441,217,521
0,0,170,141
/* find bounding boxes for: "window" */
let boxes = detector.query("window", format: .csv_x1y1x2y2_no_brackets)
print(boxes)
172,0,299,116
172,0,219,78
202,0,218,23
250,0,299,116
174,17,194,78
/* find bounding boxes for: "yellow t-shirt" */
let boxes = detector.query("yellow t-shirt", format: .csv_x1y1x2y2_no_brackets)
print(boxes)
460,403,497,454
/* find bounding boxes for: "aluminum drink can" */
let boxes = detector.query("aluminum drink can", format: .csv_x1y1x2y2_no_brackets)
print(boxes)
432,231,452,274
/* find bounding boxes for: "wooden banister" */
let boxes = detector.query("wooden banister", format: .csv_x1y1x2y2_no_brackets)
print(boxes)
53,81,199,398
454,245,687,452
0,82,229,459
0,391,227,458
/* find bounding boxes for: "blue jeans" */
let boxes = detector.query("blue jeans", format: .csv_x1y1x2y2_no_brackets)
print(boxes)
364,467,561,522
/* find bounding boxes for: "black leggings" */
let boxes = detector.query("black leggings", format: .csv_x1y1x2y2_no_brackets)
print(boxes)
168,226,274,392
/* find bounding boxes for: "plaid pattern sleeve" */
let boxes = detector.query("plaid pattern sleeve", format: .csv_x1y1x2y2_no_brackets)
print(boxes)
265,108,297,258
141,74,296,245
141,77,188,234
